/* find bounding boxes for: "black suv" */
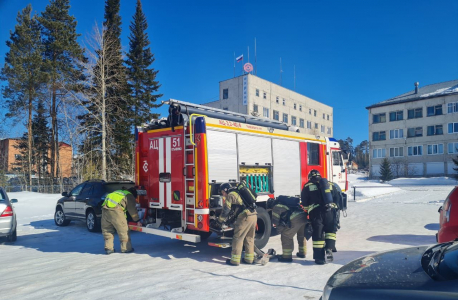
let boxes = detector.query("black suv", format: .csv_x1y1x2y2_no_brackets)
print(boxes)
54,180,135,232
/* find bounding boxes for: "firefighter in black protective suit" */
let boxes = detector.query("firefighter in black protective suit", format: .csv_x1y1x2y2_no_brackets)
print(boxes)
301,170,338,265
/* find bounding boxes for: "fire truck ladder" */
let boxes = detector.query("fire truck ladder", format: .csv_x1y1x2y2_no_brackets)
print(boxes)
184,129,196,226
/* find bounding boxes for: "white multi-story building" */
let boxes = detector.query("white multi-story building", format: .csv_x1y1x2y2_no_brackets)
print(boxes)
204,74,333,136
366,80,458,177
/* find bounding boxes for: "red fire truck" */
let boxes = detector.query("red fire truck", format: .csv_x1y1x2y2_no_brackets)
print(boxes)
130,99,347,248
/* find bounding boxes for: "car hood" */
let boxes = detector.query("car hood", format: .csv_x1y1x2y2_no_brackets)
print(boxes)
327,246,431,289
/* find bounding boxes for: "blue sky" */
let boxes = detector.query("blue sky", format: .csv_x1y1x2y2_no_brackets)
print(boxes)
1,0,457,146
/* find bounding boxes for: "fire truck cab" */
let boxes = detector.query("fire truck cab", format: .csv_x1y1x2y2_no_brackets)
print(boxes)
131,100,347,249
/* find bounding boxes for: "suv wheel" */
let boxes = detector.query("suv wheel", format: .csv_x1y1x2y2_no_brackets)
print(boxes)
86,209,100,232
55,207,71,226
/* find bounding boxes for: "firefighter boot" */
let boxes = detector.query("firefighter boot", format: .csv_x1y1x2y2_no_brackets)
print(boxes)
315,259,326,265
276,255,293,262
105,249,115,255
326,249,334,262
226,259,239,266
296,252,306,258
122,248,134,254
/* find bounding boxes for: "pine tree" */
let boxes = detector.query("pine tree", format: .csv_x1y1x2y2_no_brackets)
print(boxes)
38,0,85,183
452,155,458,180
103,0,131,179
32,100,51,186
126,0,162,125
1,5,46,188
379,157,393,182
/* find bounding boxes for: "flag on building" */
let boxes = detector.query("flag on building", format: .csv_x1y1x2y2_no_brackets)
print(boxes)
236,54,243,62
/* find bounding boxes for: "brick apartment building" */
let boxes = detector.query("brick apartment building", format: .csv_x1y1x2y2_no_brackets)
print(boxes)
0,138,73,178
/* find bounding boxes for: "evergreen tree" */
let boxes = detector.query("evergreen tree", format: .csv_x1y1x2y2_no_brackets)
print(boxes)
32,100,51,185
126,0,162,125
1,5,46,188
452,155,458,180
379,157,393,182
38,0,85,182
103,0,131,179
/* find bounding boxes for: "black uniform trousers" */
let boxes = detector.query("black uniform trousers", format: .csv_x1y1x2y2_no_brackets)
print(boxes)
309,207,336,260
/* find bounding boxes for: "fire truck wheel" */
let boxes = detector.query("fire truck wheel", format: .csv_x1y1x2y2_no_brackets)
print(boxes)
254,207,271,249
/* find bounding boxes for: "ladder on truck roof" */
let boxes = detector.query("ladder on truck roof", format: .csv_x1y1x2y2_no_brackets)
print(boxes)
163,99,297,132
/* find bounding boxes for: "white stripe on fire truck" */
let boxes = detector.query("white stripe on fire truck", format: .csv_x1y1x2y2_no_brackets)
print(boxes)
159,138,164,208
194,209,209,214
166,137,172,208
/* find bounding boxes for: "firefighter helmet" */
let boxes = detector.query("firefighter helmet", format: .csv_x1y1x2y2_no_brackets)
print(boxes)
308,169,321,180
219,183,232,194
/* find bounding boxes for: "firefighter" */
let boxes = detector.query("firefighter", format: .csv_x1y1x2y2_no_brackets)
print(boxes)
301,170,335,265
213,182,257,266
101,187,142,254
328,181,343,252
271,199,308,262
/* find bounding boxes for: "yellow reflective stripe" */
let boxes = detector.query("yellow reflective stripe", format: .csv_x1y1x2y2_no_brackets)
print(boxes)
244,253,254,260
272,212,280,218
325,189,331,193
308,204,320,213
304,183,313,187
299,246,307,253
231,254,241,263
325,233,337,240
276,204,289,210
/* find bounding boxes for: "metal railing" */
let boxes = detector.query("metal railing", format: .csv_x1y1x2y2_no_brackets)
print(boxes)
3,184,76,194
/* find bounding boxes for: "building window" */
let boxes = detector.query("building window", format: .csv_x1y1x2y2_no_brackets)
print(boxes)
276,96,279,104
253,104,258,113
314,110,317,117
427,144,444,155
372,131,386,141
321,125,325,133
283,113,288,123
256,89,259,97
389,110,403,121
282,99,286,106
263,107,269,118
273,110,279,121
291,116,297,126
263,92,267,99
408,108,423,119
389,147,404,157
14,154,22,160
407,127,423,138
372,113,386,124
299,105,302,112
327,115,329,120
223,107,228,110
327,127,331,134
372,148,386,158
315,123,318,129
307,121,312,129
427,105,442,117
299,118,304,128
427,125,443,136
448,102,458,113
323,113,325,119
389,129,404,139
307,143,320,165
222,89,228,99
408,145,423,156
294,103,297,110
448,122,458,133
309,109,312,115
448,142,458,154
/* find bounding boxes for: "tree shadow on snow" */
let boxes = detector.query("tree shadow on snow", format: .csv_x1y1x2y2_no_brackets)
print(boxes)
367,234,436,246
10,218,233,264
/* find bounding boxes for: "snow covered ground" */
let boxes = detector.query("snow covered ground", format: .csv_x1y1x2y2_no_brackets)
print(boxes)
1,174,457,300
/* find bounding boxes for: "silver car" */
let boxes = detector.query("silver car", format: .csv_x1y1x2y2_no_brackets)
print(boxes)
0,187,18,242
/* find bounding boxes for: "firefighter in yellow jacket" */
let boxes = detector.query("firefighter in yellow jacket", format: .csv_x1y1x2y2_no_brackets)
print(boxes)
214,182,257,266
272,200,308,262
101,187,141,254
